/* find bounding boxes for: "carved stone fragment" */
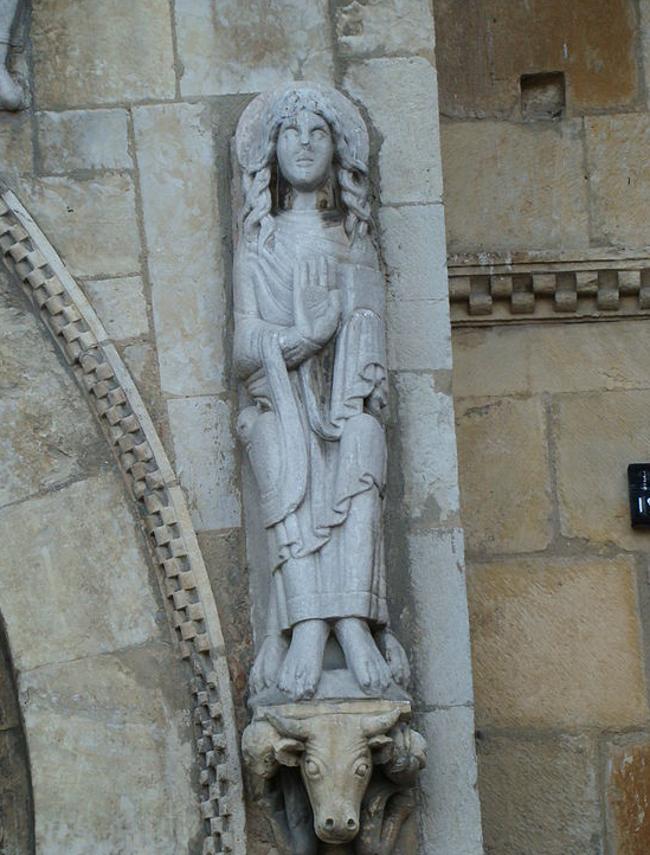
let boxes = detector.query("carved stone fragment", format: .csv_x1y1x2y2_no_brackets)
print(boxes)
0,0,24,110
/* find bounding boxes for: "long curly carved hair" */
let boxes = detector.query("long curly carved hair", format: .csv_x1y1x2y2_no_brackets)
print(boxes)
240,89,371,249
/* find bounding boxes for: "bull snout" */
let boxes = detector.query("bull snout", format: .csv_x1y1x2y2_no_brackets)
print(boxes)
315,814,359,843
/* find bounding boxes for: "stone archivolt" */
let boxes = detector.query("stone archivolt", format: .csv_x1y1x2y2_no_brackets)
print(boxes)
0,190,245,855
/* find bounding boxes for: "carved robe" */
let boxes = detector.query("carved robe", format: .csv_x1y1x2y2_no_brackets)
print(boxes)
234,210,388,631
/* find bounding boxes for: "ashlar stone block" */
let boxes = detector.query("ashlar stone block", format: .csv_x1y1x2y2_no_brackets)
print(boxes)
607,737,650,855
0,112,32,176
167,396,241,532
344,58,442,204
554,389,650,550
38,109,132,174
469,555,648,728
478,733,601,855
20,644,200,855
455,395,553,554
83,276,149,341
336,0,435,59
1,471,162,671
32,0,176,107
586,114,650,247
133,102,227,396
17,175,140,278
175,0,334,96
441,119,589,252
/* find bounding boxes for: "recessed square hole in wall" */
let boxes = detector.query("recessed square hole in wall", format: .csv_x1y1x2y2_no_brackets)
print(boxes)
520,72,566,119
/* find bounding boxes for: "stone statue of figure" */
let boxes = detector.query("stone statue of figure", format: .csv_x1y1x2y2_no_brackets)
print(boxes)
234,83,409,702
0,0,23,111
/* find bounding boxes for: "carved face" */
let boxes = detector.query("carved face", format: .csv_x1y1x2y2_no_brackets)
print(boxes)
276,109,334,193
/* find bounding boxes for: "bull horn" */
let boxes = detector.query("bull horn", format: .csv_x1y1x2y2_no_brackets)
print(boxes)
361,708,401,737
263,710,310,740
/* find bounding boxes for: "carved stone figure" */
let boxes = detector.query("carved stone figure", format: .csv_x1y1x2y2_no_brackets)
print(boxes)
234,82,409,703
234,82,426,852
0,0,24,111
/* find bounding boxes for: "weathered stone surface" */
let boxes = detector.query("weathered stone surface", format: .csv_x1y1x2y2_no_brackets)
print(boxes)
478,733,601,855
0,273,110,508
379,204,448,303
174,0,333,96
586,114,650,247
83,276,149,340
1,472,162,671
17,175,140,278
455,396,553,554
441,119,589,252
133,102,226,396
344,58,442,204
392,373,460,525
32,0,175,107
607,737,650,855
167,396,241,532
0,728,33,854
387,298,451,371
469,555,648,728
406,529,473,707
336,0,435,59
120,341,166,435
435,0,639,117
417,707,483,855
38,109,132,173
554,390,650,550
452,321,650,400
0,112,32,176
20,644,200,855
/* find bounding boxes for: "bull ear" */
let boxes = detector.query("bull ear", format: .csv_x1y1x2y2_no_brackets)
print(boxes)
263,711,310,740
361,708,401,737
368,733,394,765
273,737,305,767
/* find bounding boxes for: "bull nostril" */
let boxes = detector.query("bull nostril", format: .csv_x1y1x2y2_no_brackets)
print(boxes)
347,818,357,829
325,818,335,830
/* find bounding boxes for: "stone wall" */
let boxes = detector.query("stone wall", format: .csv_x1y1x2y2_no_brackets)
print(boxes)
436,2,650,852
0,1,482,852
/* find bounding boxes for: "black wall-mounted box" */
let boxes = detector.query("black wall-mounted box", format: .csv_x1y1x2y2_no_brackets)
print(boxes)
628,464,650,528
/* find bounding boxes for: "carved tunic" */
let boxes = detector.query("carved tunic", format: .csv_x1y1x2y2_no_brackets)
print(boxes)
234,210,388,631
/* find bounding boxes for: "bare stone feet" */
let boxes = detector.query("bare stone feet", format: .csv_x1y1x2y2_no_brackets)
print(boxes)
376,627,411,688
335,617,391,695
277,619,330,701
0,64,23,111
250,633,290,695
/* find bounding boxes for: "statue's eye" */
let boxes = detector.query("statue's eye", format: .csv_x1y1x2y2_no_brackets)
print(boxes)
305,759,320,778
355,763,369,778
312,128,327,139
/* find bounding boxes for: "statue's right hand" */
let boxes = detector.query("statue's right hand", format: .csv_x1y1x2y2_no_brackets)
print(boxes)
293,257,341,347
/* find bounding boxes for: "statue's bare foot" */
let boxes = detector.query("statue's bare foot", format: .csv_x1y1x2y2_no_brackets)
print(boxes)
376,627,411,688
335,617,391,695
0,67,23,111
277,619,329,701
250,633,290,695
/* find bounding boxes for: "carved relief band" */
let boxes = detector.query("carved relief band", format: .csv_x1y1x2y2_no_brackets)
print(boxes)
234,83,426,853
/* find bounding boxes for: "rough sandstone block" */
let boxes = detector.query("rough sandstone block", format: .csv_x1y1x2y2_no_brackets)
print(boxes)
174,0,333,96
16,175,140,278
435,0,639,117
441,119,589,252
83,276,149,341
32,0,176,107
554,389,650,550
586,114,650,247
38,109,132,174
20,645,200,855
469,555,648,728
344,58,443,205
452,322,650,400
607,737,650,855
0,472,162,671
167,396,241,532
478,733,601,855
455,396,553,554
133,102,227,396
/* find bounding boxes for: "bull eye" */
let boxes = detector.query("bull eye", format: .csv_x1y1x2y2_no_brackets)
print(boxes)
305,759,320,778
355,762,369,778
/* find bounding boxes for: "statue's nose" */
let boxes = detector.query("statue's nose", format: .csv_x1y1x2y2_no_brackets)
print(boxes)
318,815,359,841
